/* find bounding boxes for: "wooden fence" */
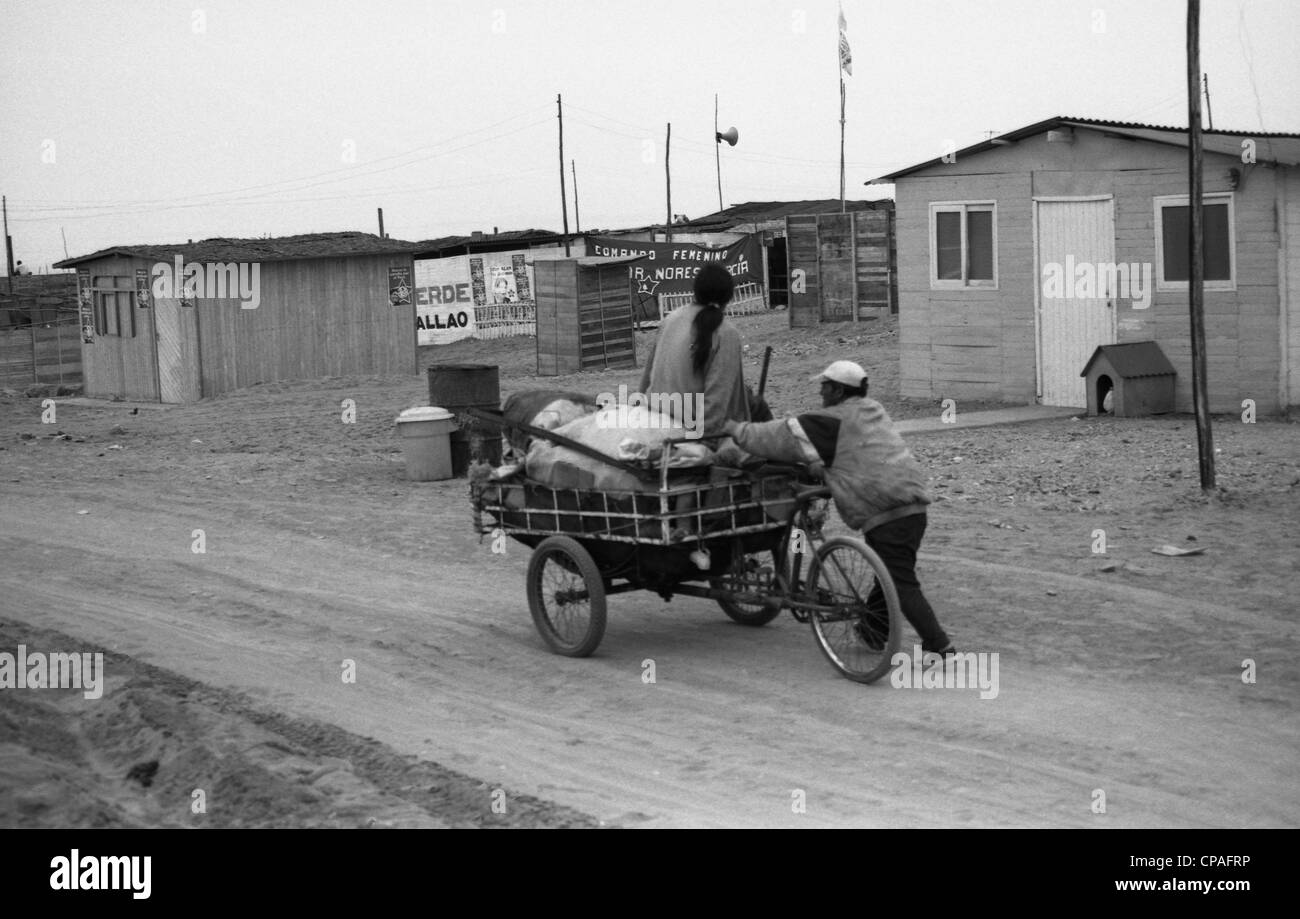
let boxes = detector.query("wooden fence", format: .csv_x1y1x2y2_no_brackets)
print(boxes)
470,302,537,340
0,311,83,387
785,209,896,327
658,281,769,319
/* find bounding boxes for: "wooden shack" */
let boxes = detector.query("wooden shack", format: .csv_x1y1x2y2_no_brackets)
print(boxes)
871,116,1300,412
53,232,418,402
534,257,638,375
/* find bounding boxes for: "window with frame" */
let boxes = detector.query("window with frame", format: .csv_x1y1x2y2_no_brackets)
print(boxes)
92,276,136,338
1155,193,1235,289
931,203,996,288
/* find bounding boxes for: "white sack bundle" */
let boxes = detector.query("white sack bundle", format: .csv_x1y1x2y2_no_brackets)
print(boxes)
525,407,712,491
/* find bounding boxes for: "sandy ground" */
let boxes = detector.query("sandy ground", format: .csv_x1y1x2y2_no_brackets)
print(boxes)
2,310,1298,828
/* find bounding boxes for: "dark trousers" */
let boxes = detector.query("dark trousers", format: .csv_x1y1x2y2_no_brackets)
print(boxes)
863,512,950,652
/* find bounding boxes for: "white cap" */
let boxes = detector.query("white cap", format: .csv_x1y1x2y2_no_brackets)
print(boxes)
810,360,868,387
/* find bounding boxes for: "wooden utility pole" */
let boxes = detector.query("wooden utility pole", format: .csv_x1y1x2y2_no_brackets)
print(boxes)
558,94,571,257
571,159,580,233
1203,74,1213,130
1187,0,1216,490
715,94,723,213
665,122,672,243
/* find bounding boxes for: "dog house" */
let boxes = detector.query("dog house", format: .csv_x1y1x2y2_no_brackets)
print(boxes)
1081,342,1176,416
535,257,639,376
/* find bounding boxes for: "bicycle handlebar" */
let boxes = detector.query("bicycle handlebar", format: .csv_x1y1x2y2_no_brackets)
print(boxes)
795,485,832,502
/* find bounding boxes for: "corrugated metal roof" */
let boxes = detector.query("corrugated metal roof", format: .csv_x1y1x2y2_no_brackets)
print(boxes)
572,256,643,266
1081,342,1177,379
53,231,419,268
411,228,566,257
869,116,1300,183
608,199,892,236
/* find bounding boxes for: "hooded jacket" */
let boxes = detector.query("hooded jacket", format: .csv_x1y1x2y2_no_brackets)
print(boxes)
730,395,929,531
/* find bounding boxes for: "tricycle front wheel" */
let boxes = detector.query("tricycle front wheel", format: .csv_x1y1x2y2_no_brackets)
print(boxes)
526,536,608,657
806,536,902,684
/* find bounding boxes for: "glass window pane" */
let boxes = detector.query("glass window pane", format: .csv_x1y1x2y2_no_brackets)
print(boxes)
1161,205,1190,281
966,210,993,280
935,211,961,280
1204,203,1230,280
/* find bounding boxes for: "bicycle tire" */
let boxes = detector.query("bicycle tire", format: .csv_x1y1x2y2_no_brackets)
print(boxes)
806,536,903,683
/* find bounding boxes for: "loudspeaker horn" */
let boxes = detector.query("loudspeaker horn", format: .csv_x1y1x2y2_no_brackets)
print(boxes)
716,126,739,146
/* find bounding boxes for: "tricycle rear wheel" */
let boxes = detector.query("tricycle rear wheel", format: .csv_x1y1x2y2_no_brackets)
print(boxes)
527,536,607,657
710,550,783,626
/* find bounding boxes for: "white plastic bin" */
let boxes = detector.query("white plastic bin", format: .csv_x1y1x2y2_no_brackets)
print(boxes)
395,406,457,481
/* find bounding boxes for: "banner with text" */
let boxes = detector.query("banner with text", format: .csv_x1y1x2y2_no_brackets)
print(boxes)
584,234,763,320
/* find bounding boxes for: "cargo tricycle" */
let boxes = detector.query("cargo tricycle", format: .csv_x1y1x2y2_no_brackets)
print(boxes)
468,409,904,683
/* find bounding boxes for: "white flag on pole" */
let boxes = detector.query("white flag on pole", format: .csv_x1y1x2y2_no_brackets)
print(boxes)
838,6,852,76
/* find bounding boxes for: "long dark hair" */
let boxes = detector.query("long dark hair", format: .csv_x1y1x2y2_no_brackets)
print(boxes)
690,263,735,375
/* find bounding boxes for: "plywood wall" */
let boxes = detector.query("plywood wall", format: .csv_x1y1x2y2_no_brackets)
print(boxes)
194,254,416,398
786,211,895,328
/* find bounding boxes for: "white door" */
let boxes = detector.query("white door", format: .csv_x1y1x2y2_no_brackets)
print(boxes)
1036,198,1117,406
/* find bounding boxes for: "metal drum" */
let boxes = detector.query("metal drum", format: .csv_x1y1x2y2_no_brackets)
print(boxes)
427,363,502,475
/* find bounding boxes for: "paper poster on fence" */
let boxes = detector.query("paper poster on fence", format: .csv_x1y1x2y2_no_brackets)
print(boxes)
415,255,476,345
78,269,94,343
415,250,539,345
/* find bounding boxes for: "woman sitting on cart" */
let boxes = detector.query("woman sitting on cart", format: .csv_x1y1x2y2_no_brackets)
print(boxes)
638,262,750,440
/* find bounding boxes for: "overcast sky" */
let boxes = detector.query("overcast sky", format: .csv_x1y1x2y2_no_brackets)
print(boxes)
3,0,1297,270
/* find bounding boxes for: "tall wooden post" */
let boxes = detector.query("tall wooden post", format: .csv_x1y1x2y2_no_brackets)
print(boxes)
558,94,571,257
665,122,672,244
839,80,846,213
571,159,580,233
715,94,723,213
1187,0,1216,490
3,195,12,293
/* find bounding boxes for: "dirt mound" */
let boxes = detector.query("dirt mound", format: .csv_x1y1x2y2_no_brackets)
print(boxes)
0,621,600,828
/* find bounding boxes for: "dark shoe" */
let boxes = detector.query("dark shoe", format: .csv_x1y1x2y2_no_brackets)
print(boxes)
922,644,958,669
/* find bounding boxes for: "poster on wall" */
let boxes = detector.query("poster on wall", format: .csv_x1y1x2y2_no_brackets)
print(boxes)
511,253,531,301
135,267,152,309
415,255,476,345
388,265,412,306
77,269,94,343
415,249,538,345
469,257,487,307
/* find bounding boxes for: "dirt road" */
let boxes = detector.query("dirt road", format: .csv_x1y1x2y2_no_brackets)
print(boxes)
3,313,1297,827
